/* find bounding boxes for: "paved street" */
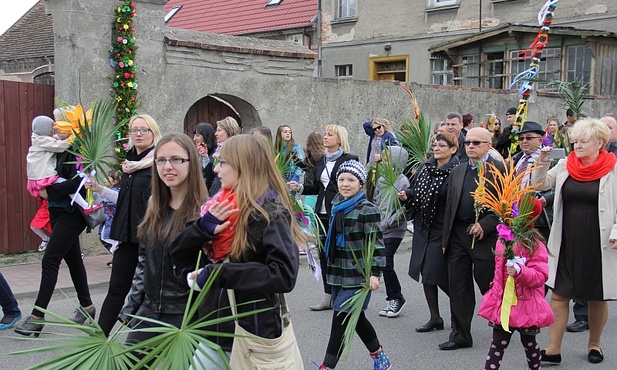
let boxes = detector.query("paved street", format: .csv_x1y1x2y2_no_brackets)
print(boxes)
1,237,615,369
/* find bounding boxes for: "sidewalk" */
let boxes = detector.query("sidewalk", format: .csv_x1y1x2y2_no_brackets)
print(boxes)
2,254,112,299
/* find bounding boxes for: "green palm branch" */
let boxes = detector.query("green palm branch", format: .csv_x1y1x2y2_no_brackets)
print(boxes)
67,98,127,185
9,254,270,370
373,147,405,224
338,232,378,361
525,77,589,118
395,112,432,174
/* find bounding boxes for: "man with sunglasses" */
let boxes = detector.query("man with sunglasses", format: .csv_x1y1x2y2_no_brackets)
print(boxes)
439,127,505,351
510,121,554,242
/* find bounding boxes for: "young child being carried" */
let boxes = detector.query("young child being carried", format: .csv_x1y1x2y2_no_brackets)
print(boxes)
318,160,391,370
477,198,554,370
98,170,121,257
199,187,238,263
26,117,90,210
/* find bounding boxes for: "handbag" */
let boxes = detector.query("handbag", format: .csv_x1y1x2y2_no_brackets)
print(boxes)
76,193,106,229
227,290,304,370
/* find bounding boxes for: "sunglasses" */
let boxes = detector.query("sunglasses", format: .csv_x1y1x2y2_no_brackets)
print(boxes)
463,140,489,146
372,126,383,132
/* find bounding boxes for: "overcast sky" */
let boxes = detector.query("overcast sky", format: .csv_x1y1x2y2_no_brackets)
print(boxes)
0,0,39,35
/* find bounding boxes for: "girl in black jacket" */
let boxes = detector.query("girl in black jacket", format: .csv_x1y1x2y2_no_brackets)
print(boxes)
119,133,207,348
171,134,305,369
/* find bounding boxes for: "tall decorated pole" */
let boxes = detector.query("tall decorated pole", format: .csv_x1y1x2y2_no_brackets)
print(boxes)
508,0,559,156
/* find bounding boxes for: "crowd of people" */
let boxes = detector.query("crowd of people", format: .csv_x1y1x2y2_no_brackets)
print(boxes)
2,109,616,369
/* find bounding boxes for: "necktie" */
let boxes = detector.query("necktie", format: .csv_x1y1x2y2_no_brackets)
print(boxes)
516,154,531,175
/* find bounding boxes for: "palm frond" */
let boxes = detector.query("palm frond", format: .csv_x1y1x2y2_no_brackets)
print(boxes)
66,99,127,185
338,232,378,361
373,147,405,224
395,112,432,173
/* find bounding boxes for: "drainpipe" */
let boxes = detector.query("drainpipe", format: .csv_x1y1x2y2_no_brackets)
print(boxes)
317,0,322,77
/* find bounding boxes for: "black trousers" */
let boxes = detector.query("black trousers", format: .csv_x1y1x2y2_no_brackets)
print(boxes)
97,242,139,336
32,207,91,317
447,223,495,347
318,213,331,295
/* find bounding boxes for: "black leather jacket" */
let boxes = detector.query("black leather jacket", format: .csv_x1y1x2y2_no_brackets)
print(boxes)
170,195,300,352
120,210,196,319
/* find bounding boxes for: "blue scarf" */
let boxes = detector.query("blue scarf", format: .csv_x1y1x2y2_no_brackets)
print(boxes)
324,191,366,256
325,147,343,162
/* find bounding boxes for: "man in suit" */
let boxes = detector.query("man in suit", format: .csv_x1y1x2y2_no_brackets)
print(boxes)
509,121,554,242
439,127,505,350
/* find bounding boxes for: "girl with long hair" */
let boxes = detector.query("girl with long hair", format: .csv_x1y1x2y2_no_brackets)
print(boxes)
171,134,305,368
275,124,305,183
119,132,208,345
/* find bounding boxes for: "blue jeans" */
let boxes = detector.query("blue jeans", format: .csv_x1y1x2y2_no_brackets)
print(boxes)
383,237,404,301
0,272,20,317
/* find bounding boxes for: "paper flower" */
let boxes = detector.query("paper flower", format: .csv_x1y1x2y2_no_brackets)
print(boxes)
497,224,516,241
118,62,125,68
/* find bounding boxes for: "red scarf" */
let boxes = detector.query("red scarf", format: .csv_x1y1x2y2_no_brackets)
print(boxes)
566,150,617,181
200,188,238,261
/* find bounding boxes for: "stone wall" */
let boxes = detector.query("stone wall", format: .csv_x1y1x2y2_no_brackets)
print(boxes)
48,0,616,161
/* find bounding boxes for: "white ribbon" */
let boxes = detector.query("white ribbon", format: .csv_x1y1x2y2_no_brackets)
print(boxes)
71,169,96,206
506,256,527,274
537,0,558,25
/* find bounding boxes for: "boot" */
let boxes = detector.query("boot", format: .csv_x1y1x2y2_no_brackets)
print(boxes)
309,293,332,311
370,345,392,370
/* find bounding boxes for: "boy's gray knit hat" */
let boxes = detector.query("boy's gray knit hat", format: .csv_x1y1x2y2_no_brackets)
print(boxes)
32,116,54,136
336,160,367,185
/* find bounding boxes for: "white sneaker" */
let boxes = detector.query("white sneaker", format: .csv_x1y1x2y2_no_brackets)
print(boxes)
38,240,48,252
378,301,393,316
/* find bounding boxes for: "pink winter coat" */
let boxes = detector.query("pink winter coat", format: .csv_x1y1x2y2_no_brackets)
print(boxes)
478,240,554,329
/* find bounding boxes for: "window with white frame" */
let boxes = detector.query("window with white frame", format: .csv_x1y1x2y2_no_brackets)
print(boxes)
430,57,452,85
509,48,561,90
338,0,356,18
428,0,458,7
566,45,592,85
335,64,353,78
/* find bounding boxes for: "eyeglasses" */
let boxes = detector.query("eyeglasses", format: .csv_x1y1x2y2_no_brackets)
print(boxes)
372,126,383,132
128,128,152,135
463,140,489,146
519,136,542,141
155,157,190,166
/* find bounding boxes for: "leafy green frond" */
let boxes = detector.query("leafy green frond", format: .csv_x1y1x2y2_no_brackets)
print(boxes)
373,147,406,224
395,112,432,173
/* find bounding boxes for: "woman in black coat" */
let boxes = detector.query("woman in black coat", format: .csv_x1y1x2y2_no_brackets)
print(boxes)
288,124,358,311
91,115,161,336
399,132,460,333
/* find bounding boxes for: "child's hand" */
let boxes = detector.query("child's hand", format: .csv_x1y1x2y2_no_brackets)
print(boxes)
369,276,380,291
506,265,518,276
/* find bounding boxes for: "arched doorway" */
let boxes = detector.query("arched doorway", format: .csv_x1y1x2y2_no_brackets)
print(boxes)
183,94,263,135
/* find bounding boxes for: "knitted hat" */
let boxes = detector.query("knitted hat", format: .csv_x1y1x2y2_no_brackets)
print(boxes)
528,198,543,228
336,160,367,185
54,121,74,134
32,116,54,136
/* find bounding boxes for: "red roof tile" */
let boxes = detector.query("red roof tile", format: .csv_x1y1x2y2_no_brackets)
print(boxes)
164,0,317,35
0,0,54,61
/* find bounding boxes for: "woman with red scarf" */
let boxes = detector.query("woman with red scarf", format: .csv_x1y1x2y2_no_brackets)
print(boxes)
532,118,617,365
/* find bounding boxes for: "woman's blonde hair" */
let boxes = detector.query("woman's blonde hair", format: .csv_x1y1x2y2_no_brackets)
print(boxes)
127,114,161,150
138,132,208,243
216,116,241,138
569,118,610,149
325,124,350,153
220,134,306,260
372,117,392,132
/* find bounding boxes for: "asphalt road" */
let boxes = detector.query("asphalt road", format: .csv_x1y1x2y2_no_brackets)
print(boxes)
1,242,615,369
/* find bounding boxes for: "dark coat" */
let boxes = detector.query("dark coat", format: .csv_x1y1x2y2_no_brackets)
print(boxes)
442,156,505,261
110,147,153,244
301,152,359,216
406,156,460,285
170,196,300,352
362,121,399,163
46,149,86,207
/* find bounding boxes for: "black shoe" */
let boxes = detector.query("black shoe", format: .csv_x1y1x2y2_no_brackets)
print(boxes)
540,350,562,363
565,320,589,332
438,341,467,351
69,306,96,324
588,349,604,364
14,316,44,337
416,317,445,332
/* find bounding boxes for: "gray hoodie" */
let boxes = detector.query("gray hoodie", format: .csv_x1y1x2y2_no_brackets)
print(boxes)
373,146,410,239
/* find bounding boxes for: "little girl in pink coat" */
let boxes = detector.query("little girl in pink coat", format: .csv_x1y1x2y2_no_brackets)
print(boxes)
478,201,554,370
